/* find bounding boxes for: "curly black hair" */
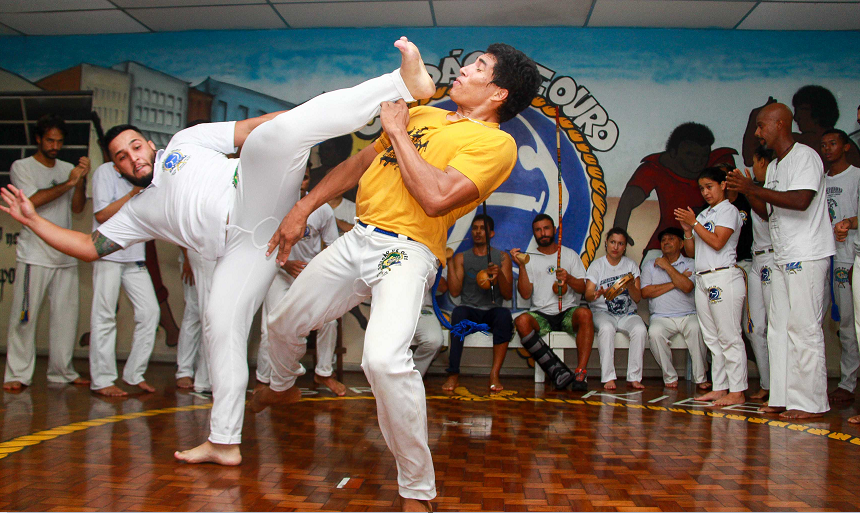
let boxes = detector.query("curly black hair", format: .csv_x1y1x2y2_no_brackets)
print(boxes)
665,122,714,153
485,43,541,123
34,114,67,140
792,85,839,128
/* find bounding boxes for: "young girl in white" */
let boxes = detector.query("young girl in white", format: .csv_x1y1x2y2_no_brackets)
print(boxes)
675,167,748,406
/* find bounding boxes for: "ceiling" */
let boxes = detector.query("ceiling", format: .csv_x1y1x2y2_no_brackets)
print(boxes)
0,0,858,36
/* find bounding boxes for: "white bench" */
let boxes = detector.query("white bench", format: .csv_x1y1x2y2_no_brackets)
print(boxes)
442,328,690,384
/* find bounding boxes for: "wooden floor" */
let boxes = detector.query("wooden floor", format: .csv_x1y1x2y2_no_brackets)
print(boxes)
2,357,860,512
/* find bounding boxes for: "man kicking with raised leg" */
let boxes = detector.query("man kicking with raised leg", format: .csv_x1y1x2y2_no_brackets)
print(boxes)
0,37,436,466
259,43,541,512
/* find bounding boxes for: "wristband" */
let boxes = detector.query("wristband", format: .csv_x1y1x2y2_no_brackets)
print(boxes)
692,221,699,228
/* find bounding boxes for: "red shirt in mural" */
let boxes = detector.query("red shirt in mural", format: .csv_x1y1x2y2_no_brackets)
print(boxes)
628,147,737,254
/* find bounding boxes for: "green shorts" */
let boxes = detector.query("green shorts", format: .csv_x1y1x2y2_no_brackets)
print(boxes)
527,307,581,337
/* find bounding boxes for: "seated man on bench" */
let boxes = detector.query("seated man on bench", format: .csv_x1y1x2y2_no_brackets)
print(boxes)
511,214,592,391
640,227,710,390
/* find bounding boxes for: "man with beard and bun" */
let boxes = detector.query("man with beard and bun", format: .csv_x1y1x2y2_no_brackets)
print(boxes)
0,37,438,465
4,114,90,391
823,129,860,406
511,213,591,391
727,102,835,419
259,42,541,511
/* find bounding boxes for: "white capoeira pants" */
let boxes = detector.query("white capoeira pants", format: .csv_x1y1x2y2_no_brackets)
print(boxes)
89,260,159,390
412,310,444,377
828,259,858,393
648,314,707,385
4,262,80,386
256,270,337,382
744,252,773,390
267,223,439,500
695,267,748,393
175,249,213,392
201,69,414,445
768,258,829,412
592,311,647,383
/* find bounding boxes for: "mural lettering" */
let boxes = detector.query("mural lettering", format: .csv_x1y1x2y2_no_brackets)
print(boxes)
0,267,15,301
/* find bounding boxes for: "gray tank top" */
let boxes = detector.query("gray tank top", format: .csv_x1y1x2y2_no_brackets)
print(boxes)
461,247,504,309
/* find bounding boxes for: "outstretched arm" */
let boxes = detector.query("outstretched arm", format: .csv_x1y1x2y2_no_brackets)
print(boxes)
267,145,379,265
1,185,112,262
380,101,479,217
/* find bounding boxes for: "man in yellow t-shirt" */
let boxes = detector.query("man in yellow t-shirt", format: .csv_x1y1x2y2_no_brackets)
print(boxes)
259,43,540,511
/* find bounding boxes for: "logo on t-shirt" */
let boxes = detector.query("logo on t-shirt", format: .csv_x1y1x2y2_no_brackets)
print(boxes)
301,226,311,240
377,248,408,277
739,211,748,224
708,286,722,303
704,221,715,233
546,265,556,275
827,197,837,222
786,262,803,274
162,150,189,175
836,267,850,288
379,127,429,168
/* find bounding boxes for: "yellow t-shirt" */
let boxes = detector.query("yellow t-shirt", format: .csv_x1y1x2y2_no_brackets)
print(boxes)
357,105,517,264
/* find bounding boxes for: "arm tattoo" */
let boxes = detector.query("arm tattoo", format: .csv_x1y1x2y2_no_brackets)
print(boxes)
91,231,122,258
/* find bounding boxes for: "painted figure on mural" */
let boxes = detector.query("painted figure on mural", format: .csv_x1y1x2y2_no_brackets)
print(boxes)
742,86,860,168
614,122,737,262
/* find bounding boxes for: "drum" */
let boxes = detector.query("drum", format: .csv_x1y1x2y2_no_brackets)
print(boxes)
604,273,634,300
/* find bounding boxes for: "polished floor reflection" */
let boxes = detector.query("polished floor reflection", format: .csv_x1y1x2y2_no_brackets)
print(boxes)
2,357,860,511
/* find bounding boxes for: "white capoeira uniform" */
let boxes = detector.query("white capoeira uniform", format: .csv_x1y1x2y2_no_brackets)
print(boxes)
640,255,708,385
745,209,773,391
692,199,747,394
175,248,212,392
89,163,159,391
97,69,416,445
5,156,81,386
825,165,860,394
256,204,339,383
586,255,646,384
411,267,447,377
266,103,519,501
765,142,835,413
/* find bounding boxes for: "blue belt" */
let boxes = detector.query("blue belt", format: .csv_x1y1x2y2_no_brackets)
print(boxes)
356,220,414,241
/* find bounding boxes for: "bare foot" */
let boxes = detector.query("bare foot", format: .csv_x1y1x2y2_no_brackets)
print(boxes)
759,404,786,414
253,382,268,393
664,381,678,389
93,385,128,397
489,376,504,392
442,375,459,392
848,414,860,424
749,388,769,400
72,376,90,386
3,381,25,391
174,441,241,466
136,381,155,393
828,387,855,404
176,377,194,389
780,409,824,420
402,497,432,512
696,390,727,402
603,380,616,390
250,385,302,413
629,381,645,390
314,373,346,396
713,391,745,407
393,36,436,100
697,382,712,391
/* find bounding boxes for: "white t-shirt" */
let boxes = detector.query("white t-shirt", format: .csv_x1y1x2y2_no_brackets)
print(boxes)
586,255,640,316
98,122,238,260
331,197,356,234
694,199,741,272
279,203,339,286
11,156,77,267
751,210,771,253
640,255,696,318
765,143,835,265
524,246,586,315
91,162,145,263
825,165,860,263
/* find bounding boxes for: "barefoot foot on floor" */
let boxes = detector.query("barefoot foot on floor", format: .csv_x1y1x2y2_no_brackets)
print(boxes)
174,441,241,465
314,373,346,396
